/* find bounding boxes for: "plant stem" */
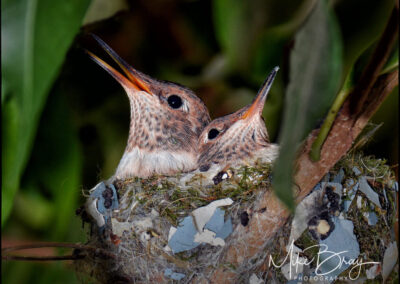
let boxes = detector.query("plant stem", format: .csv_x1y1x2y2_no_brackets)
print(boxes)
309,70,353,161
310,2,399,162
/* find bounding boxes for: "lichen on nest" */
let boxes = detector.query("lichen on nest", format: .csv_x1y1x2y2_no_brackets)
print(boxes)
113,160,272,226
271,152,398,283
74,159,273,283
74,153,398,283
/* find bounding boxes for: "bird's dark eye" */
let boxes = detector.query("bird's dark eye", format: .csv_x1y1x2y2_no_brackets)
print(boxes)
208,128,220,140
167,95,183,109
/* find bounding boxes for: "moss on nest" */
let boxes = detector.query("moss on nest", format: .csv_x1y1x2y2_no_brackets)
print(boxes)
74,160,274,283
113,161,272,227
74,153,397,283
271,152,398,283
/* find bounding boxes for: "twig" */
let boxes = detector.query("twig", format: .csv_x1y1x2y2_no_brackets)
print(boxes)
350,3,399,116
2,255,85,262
310,2,399,161
2,242,86,253
2,242,116,262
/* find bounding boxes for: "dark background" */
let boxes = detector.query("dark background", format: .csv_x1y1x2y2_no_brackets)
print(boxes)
2,0,397,283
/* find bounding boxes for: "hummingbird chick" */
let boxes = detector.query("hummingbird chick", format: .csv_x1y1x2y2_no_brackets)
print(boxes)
87,35,211,179
197,67,280,175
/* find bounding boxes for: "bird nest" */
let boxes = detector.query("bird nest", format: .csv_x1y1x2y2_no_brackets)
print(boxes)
74,160,274,283
73,153,398,283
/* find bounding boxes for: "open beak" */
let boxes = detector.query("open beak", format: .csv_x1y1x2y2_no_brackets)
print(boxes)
241,66,279,120
86,34,151,94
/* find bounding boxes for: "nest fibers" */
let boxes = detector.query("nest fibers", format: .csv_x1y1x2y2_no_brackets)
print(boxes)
74,159,274,283
73,153,398,283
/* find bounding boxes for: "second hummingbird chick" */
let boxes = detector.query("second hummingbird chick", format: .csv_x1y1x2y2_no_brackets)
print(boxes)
197,67,280,174
87,36,211,179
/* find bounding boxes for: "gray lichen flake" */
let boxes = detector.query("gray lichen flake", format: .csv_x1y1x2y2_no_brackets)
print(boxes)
74,153,397,283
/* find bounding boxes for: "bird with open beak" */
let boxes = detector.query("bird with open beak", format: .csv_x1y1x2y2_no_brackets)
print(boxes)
86,35,211,179
197,67,280,174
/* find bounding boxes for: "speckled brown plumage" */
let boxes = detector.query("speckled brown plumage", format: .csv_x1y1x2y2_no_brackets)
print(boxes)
198,67,280,172
88,35,210,178
124,81,209,153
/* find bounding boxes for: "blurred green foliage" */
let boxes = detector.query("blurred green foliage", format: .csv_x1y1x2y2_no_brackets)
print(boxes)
273,0,343,210
1,0,397,283
2,0,90,224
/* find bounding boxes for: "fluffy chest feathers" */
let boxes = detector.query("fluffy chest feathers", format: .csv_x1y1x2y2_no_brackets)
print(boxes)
115,147,197,179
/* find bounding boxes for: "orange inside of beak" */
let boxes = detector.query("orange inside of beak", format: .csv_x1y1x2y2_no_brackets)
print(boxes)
86,41,151,94
99,49,151,94
86,50,136,89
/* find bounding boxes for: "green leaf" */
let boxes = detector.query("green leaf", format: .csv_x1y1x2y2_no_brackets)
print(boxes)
1,0,90,226
3,85,84,281
272,0,343,210
213,0,250,70
14,189,55,230
20,87,83,240
83,0,128,25
212,0,314,73
380,40,398,75
333,0,395,74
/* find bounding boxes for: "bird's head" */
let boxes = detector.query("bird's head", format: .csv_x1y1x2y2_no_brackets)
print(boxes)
87,35,211,156
197,67,279,172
